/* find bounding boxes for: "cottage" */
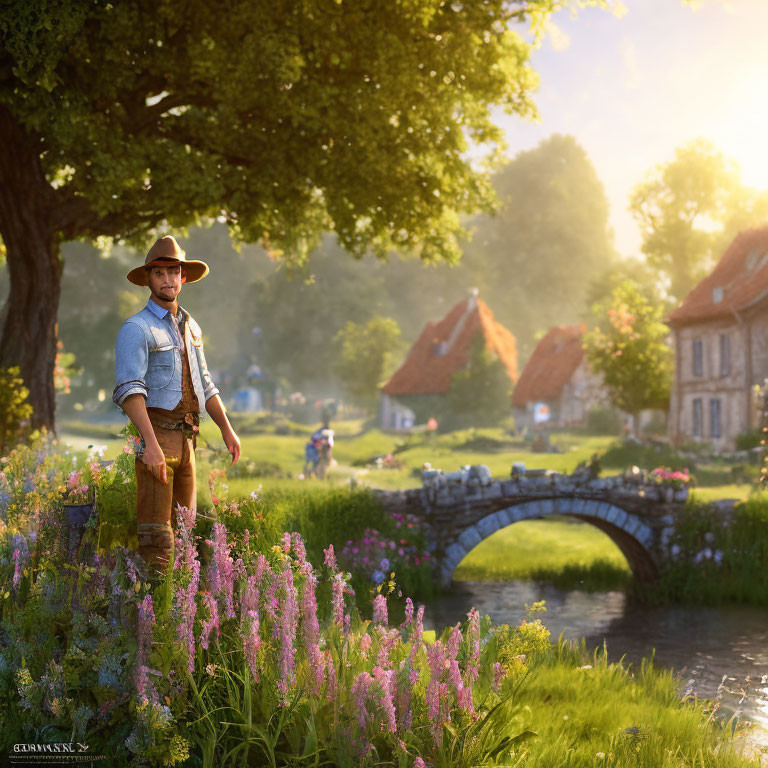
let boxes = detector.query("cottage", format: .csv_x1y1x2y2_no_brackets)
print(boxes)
666,226,768,450
380,292,518,430
512,325,608,432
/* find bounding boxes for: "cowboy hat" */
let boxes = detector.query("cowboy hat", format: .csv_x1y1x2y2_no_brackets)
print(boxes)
126,235,209,286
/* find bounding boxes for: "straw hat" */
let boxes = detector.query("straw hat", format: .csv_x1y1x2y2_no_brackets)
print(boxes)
126,235,209,286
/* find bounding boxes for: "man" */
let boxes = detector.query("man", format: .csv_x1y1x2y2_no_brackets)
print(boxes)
112,235,240,577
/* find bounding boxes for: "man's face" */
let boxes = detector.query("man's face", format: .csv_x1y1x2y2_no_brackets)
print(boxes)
147,264,184,303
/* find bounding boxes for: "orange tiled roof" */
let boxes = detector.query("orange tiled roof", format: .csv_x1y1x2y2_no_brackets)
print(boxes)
666,226,768,326
511,325,585,407
381,297,518,396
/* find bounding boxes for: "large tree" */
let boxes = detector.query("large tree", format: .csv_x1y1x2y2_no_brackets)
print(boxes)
460,133,616,361
0,0,587,431
629,138,768,302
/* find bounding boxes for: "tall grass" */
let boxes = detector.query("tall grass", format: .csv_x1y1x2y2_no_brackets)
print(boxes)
646,494,768,605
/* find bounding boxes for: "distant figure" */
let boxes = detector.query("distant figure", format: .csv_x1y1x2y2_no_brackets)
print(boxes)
303,423,335,479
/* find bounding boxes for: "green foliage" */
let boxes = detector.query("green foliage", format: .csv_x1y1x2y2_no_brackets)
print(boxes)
0,367,33,454
0,1,570,261
598,440,691,473
461,133,616,359
629,138,768,301
333,316,404,411
646,494,768,606
584,281,672,419
736,430,763,451
586,405,623,436
444,335,513,431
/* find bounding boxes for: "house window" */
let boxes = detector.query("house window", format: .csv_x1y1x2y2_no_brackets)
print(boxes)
692,338,704,377
692,398,703,438
719,334,730,377
710,398,722,439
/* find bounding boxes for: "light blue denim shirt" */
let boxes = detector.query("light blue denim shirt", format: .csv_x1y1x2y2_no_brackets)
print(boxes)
112,298,219,413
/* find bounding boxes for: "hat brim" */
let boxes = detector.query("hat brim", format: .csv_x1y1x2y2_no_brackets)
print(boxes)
127,260,210,286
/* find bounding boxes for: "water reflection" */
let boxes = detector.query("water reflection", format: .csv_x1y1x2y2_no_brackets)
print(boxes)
426,580,768,729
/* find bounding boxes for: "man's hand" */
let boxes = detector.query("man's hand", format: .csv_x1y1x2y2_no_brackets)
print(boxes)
141,441,167,483
223,427,241,465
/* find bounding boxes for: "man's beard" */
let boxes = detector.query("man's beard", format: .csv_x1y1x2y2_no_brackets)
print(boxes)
151,287,178,302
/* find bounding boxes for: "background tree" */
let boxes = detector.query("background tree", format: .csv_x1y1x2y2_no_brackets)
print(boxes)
0,0,582,430
332,316,403,413
460,133,616,360
583,281,672,433
629,138,768,302
444,334,512,430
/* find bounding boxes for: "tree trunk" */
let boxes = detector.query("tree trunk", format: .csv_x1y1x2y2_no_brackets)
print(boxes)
0,105,62,434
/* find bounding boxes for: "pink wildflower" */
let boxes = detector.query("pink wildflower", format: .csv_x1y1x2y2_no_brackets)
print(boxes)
360,633,372,656
325,650,337,702
200,591,220,650
323,544,337,571
351,672,374,729
492,662,506,692
136,595,157,703
372,594,388,625
276,565,298,701
207,522,236,619
331,573,346,628
372,666,397,733
301,572,324,694
175,559,200,674
242,611,261,682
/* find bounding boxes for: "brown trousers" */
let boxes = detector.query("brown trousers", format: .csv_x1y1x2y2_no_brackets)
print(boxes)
135,426,196,575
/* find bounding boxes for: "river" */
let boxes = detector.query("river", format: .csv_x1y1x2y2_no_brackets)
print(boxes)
425,580,768,743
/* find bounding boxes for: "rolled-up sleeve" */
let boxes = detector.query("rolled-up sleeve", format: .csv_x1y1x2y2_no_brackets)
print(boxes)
195,342,220,404
112,321,149,408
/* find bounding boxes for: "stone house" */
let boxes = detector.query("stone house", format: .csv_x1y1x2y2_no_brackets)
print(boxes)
379,292,518,430
512,325,609,431
666,226,768,450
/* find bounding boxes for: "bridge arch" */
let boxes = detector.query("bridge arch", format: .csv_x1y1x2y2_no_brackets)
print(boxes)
439,497,659,587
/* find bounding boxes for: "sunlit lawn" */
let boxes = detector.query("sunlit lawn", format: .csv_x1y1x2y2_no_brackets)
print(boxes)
454,517,632,587
56,420,756,584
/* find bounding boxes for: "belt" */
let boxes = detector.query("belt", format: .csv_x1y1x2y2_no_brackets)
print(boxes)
148,411,200,438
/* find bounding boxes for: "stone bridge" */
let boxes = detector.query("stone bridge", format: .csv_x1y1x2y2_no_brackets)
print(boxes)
373,466,735,587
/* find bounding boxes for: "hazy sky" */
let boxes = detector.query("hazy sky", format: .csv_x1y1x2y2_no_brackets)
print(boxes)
489,0,768,257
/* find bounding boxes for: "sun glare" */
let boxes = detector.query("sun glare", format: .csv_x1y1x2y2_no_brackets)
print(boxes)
710,63,768,191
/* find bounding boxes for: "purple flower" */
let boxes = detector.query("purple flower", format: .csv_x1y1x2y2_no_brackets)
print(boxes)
276,565,298,701
136,596,158,704
301,572,324,694
371,570,385,585
208,522,236,619
351,672,374,729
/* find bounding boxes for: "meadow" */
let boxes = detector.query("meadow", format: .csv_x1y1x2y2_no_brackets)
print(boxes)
58,416,758,594
0,427,761,767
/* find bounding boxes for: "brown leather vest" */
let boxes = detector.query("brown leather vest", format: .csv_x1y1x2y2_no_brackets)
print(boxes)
147,310,199,430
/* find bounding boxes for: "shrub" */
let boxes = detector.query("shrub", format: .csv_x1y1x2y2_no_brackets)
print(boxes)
586,405,623,436
646,494,768,605
735,430,763,451
0,367,33,455
599,440,693,473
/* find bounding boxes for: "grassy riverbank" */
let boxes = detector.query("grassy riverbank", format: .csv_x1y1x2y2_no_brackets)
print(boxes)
57,418,759,596
2,429,765,765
